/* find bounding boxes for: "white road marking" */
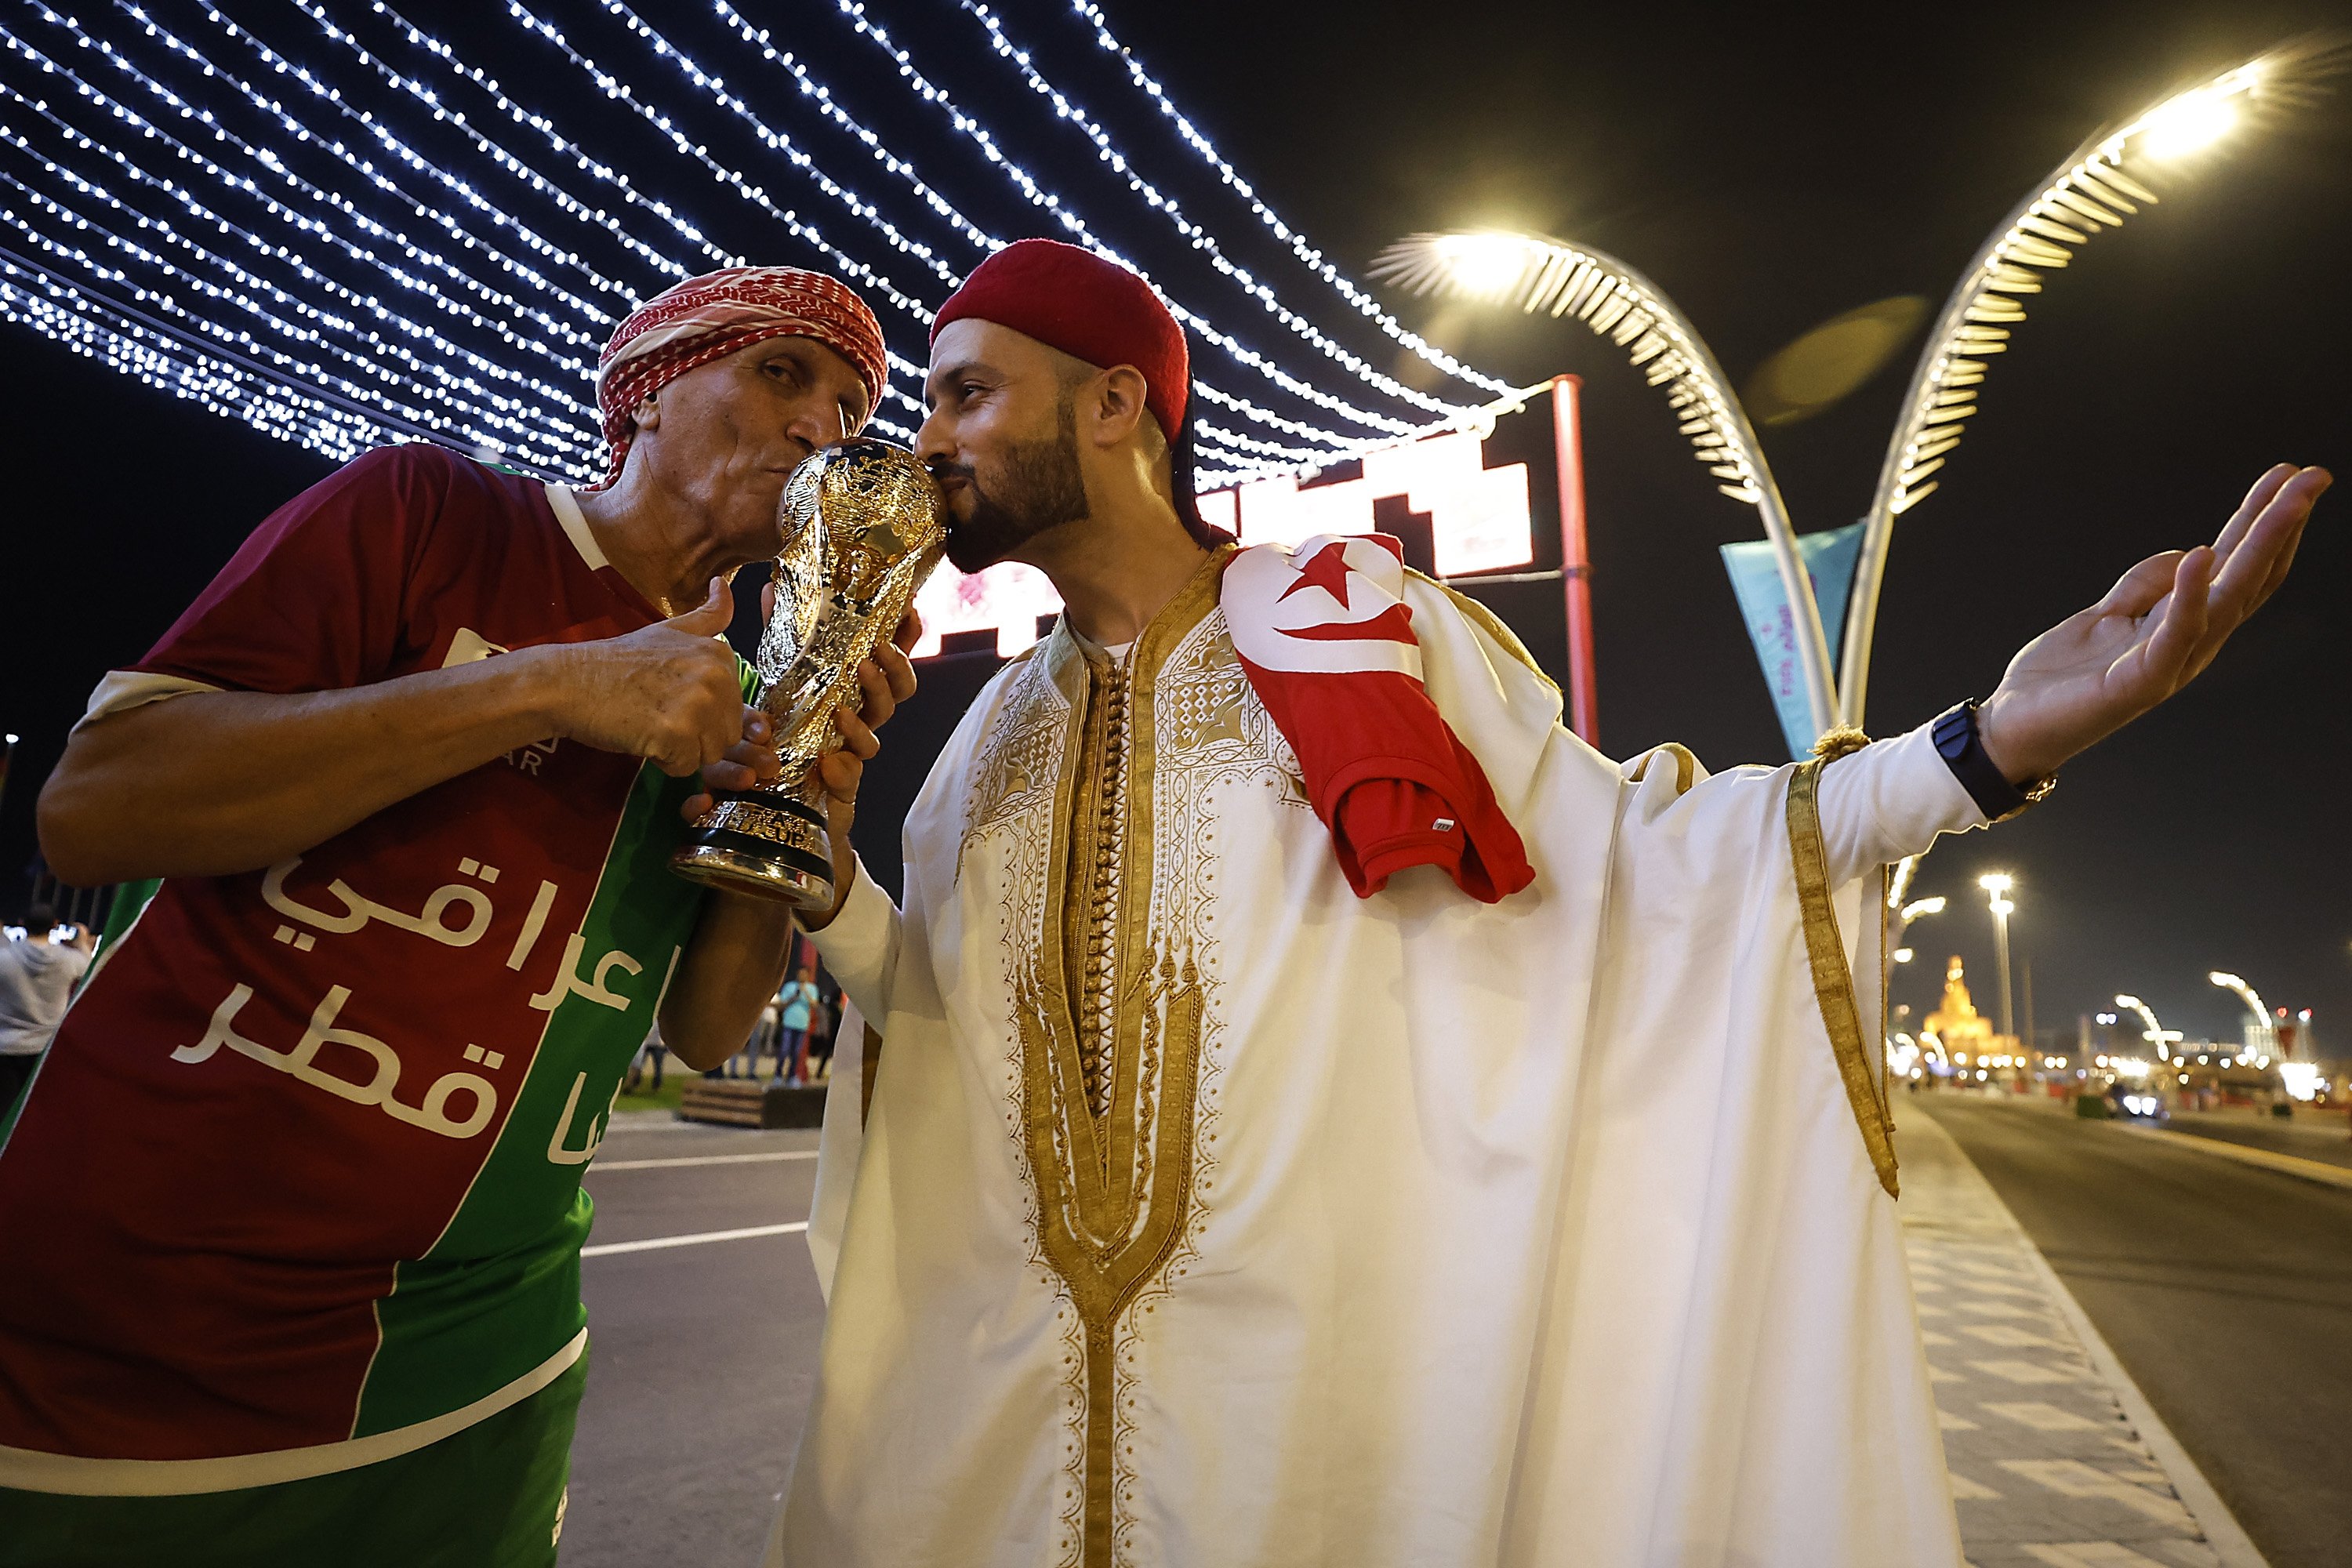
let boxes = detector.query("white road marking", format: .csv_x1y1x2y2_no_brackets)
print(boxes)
588,1150,819,1172
582,1221,808,1258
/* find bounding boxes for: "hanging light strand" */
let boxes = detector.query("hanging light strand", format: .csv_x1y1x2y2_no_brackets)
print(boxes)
689,0,1471,420
0,49,595,466
815,1,1418,443
954,0,1485,416
26,5,599,416
146,0,621,336
0,0,1508,478
507,0,1421,441
0,149,571,462
3,252,395,462
1058,0,1512,397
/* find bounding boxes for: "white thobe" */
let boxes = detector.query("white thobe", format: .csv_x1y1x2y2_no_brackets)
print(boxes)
770,555,1984,1568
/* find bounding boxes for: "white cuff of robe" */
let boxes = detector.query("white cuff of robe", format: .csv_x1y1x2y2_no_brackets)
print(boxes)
1813,719,1991,887
804,857,898,1024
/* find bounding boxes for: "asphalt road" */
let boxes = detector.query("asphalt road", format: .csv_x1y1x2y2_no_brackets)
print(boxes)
2165,1102,2352,1171
561,1116,828,1568
1918,1094,2352,1568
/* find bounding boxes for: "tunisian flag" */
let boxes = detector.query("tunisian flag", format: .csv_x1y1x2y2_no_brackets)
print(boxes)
1222,534,1534,903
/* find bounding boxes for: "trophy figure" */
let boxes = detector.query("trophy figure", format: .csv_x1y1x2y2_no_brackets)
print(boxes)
671,437,947,908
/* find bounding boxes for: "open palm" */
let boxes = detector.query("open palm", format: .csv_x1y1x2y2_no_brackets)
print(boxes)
1976,464,2331,784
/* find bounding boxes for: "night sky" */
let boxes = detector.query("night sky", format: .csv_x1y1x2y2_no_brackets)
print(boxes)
2,0,2345,1047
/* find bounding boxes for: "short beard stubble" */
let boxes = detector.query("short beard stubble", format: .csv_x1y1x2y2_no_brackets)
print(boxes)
939,392,1090,574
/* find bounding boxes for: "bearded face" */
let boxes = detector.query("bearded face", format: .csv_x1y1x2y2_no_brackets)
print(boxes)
933,390,1091,574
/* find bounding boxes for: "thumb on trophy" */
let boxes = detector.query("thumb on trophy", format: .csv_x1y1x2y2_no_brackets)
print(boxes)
666,575,734,637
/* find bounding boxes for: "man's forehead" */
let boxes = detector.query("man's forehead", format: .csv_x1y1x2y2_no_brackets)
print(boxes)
927,318,1055,382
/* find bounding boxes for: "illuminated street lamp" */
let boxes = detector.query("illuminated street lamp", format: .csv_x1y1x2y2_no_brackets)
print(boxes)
1979,873,2016,1040
1382,48,2328,753
1836,45,2327,730
1890,894,1947,966
1371,232,1835,744
2114,994,2184,1062
2208,971,2278,1061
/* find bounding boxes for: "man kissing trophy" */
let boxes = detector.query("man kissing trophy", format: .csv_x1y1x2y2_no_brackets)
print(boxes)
673,438,947,909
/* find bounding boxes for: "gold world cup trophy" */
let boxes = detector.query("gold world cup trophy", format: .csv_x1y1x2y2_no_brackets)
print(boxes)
671,437,947,908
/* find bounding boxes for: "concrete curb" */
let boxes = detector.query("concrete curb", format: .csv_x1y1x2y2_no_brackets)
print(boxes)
1943,1126,2274,1568
2106,1119,2352,1192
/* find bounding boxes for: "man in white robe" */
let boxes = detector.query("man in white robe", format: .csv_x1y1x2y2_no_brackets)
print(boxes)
767,240,2328,1567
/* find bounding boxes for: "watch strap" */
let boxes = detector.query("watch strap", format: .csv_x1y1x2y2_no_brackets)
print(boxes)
1931,701,2051,822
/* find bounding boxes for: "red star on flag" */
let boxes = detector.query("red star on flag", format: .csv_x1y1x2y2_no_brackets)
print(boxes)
1277,540,1357,610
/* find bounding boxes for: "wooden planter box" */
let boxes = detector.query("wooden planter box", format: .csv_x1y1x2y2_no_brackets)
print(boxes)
677,1078,826,1130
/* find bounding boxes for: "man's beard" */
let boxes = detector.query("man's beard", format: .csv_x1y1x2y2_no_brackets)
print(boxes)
938,402,1088,573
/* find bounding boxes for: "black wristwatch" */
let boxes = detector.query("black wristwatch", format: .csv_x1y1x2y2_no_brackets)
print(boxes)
1931,701,2055,823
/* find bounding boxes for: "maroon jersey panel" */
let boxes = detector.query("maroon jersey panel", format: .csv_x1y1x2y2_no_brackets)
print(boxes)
0,447,667,1459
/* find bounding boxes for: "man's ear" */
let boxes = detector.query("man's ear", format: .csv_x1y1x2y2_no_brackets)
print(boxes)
1084,366,1151,449
632,393,662,435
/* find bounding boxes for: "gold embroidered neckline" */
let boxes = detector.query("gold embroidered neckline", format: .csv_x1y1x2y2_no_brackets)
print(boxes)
1017,544,1229,1567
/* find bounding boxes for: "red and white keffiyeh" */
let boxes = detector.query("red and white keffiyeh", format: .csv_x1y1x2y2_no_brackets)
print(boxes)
1223,534,1535,903
590,267,887,489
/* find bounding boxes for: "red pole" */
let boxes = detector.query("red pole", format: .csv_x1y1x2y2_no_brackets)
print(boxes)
1551,376,1599,746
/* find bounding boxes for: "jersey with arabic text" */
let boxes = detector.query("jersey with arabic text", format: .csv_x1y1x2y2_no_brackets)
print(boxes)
0,445,711,1471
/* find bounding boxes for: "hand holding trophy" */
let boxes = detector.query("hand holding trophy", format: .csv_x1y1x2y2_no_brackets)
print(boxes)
671,437,948,908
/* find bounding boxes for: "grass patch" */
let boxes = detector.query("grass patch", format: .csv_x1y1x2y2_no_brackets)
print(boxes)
613,1076,687,1116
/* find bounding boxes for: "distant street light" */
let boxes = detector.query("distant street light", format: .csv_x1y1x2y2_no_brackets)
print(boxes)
2114,994,2185,1063
1979,873,2017,1040
2208,971,2278,1062
1889,894,1947,966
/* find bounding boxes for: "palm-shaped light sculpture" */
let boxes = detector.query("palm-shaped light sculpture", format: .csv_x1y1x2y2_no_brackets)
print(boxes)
1374,41,2333,749
1370,234,1838,739
1840,42,2339,727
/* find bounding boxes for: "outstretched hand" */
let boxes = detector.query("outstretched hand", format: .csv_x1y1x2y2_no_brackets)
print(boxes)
1976,464,2330,784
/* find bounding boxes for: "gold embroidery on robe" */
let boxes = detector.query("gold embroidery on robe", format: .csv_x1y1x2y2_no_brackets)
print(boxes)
960,548,1312,1566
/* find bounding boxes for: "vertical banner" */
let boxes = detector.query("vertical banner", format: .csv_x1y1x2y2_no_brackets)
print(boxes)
1719,521,1864,760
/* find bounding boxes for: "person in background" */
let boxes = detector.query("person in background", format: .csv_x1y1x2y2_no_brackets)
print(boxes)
804,979,837,1080
777,964,822,1084
0,903,93,1115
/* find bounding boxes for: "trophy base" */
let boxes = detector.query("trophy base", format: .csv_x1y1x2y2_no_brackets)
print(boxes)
670,794,837,911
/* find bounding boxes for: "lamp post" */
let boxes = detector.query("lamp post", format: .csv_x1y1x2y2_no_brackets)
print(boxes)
1891,894,1947,967
1370,232,1837,746
2208,971,2278,1062
2114,994,2184,1063
1979,873,2016,1041
1837,47,2322,728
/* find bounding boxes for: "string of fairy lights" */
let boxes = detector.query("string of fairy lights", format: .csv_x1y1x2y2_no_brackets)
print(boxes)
0,0,1508,485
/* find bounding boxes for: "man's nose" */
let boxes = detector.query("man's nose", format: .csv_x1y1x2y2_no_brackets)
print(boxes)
789,401,839,450
913,407,953,465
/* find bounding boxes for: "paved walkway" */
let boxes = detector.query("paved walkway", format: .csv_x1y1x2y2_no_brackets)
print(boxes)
1896,1102,2257,1568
